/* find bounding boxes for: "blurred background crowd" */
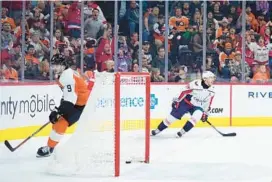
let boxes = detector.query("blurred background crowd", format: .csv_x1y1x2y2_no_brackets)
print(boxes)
0,0,272,83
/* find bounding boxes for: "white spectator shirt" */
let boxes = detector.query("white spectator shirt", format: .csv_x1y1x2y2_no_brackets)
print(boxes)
248,42,269,64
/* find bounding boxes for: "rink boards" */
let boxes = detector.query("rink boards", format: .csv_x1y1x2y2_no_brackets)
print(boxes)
1,83,272,141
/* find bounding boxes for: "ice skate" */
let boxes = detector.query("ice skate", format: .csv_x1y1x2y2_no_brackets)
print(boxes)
36,146,54,158
151,129,161,136
176,131,183,138
176,129,186,138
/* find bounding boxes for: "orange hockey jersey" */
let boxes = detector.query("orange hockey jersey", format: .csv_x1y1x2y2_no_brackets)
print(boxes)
169,16,189,32
58,68,90,106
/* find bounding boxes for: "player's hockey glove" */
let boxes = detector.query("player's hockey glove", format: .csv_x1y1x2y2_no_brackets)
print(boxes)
171,97,180,109
49,107,61,124
201,113,208,122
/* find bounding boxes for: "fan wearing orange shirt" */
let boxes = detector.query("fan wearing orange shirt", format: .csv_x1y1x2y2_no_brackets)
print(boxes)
2,61,18,81
37,54,90,158
169,7,189,33
252,65,269,83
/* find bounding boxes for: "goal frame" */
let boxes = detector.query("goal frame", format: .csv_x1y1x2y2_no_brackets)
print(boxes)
114,72,151,177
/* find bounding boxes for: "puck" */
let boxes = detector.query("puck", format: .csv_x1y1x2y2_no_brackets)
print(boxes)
125,160,132,164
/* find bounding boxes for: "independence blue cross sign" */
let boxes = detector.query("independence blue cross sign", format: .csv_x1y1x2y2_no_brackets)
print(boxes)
150,94,158,110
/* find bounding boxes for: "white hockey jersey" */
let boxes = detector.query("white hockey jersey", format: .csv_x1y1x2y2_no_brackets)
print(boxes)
177,79,215,112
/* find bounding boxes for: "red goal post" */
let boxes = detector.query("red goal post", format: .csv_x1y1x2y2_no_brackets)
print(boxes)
114,72,151,176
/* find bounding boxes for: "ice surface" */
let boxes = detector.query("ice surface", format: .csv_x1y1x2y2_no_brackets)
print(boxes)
1,127,272,182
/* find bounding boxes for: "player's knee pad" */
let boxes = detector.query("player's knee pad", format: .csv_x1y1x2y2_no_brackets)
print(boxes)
163,114,178,126
53,117,69,134
189,109,203,126
49,117,69,145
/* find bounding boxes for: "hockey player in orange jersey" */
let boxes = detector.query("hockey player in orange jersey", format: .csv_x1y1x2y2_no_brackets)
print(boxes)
37,54,90,157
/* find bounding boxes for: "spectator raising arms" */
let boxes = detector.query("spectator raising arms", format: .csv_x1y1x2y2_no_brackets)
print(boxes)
2,1,272,83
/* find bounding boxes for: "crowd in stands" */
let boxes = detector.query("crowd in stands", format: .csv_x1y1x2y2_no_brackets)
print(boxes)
1,1,272,83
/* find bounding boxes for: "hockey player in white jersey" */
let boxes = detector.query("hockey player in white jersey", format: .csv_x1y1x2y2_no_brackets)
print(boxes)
151,71,216,137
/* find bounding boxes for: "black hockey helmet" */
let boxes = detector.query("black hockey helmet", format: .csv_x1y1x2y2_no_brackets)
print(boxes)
66,57,76,67
50,54,66,66
50,54,76,69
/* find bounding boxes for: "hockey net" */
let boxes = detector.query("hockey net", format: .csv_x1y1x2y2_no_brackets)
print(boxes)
47,72,150,177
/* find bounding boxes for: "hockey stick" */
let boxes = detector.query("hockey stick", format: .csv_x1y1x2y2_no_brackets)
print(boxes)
206,120,236,137
4,121,51,152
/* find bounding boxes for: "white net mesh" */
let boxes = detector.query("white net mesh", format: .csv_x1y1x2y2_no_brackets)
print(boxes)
47,72,149,177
